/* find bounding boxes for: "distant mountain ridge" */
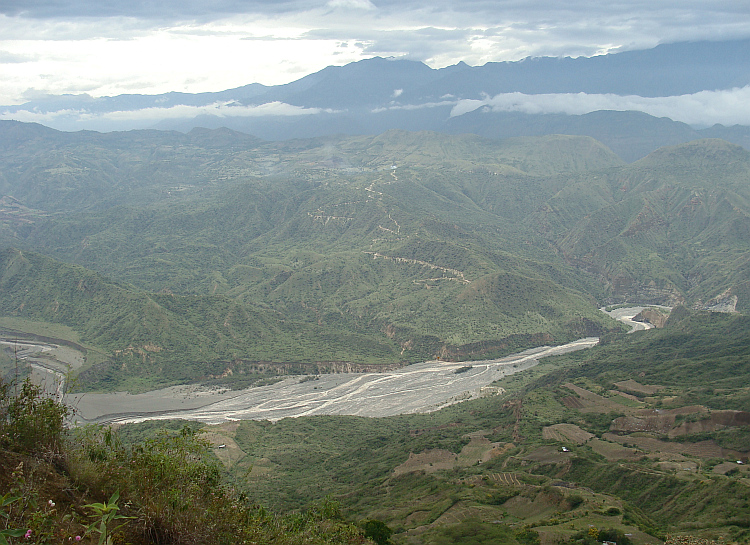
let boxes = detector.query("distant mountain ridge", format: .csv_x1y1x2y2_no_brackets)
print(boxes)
3,39,750,161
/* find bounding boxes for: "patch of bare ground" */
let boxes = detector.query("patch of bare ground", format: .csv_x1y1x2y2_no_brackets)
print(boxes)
613,379,663,395
633,308,669,328
542,424,594,444
587,438,641,461
502,489,562,520
393,435,509,475
610,408,750,439
602,432,745,459
610,406,711,435
611,414,678,435
668,410,750,438
562,383,641,414
712,462,749,475
458,435,502,464
656,460,698,472
393,449,457,476
203,422,246,468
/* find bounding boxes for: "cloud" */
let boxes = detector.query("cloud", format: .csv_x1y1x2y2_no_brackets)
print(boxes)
2,1,750,105
0,101,340,126
447,86,750,127
326,0,376,10
0,0,314,21
0,50,36,63
371,100,454,113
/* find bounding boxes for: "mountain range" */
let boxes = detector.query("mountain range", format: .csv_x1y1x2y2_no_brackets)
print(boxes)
0,120,748,390
1,34,749,545
3,39,750,161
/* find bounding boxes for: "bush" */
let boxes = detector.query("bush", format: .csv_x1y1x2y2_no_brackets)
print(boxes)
360,519,392,545
567,494,584,509
67,425,367,545
0,378,70,454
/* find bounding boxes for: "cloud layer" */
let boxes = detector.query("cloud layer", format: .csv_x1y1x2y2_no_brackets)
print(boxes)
446,86,750,127
2,2,750,105
5,85,750,131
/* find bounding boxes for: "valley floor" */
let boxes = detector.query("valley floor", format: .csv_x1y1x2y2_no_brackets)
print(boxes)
69,338,599,425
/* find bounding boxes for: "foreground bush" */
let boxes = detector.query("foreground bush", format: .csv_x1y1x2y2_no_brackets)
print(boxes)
0,379,69,455
0,379,369,545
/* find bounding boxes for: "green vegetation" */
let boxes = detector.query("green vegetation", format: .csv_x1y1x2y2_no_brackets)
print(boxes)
1,305,749,544
0,377,369,544
0,124,749,543
2,127,749,390
121,308,744,544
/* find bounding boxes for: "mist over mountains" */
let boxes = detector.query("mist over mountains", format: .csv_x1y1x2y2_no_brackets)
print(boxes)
3,39,750,161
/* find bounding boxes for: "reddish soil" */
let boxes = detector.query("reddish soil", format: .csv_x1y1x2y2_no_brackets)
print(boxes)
602,432,744,459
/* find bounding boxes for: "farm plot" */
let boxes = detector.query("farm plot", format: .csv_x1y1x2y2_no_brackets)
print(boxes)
542,424,594,444
561,384,642,414
602,432,745,459
523,445,572,463
587,438,641,461
204,422,246,468
393,435,509,475
613,379,663,395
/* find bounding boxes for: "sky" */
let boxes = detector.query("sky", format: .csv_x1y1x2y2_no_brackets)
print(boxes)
2,0,750,107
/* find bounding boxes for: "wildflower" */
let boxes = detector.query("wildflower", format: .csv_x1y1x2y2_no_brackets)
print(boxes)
75,536,82,542
25,529,32,539
48,499,56,507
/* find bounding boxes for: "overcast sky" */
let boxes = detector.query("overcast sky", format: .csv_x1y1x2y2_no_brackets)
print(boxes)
2,1,750,106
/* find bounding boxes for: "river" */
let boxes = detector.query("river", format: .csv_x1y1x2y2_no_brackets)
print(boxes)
6,306,659,425
66,338,598,425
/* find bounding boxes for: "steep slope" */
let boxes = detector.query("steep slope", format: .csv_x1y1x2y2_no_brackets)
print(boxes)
524,139,750,308
0,127,635,390
0,248,409,389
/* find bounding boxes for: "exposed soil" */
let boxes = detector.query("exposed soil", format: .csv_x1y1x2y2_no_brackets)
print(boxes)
602,432,744,459
542,424,594,444
613,379,663,395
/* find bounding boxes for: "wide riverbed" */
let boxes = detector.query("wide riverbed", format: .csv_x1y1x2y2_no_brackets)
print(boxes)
69,338,599,425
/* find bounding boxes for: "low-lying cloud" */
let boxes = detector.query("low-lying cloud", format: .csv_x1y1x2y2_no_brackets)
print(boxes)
0,100,339,126
4,86,750,131
448,86,750,127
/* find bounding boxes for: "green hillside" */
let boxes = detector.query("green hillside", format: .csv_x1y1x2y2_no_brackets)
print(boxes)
0,248,408,390
105,308,749,544
524,139,750,309
0,246,614,391
1,121,748,544
1,124,749,390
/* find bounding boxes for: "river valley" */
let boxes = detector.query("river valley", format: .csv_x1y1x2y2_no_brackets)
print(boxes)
1,307,657,425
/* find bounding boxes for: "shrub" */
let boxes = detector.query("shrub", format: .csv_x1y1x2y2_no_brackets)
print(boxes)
0,378,70,454
567,494,584,509
360,519,392,545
